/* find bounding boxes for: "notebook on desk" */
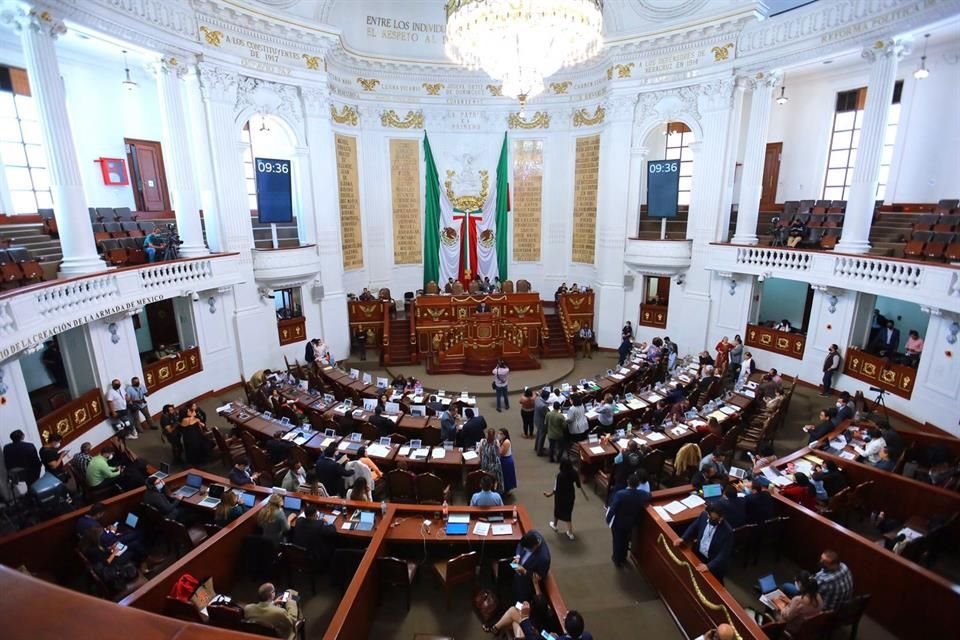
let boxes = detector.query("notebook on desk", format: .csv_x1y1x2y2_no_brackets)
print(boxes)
446,522,469,535
150,462,170,481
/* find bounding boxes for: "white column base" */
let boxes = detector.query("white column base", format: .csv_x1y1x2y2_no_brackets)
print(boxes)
177,243,210,259
730,233,759,246
833,239,872,254
594,283,626,349
320,292,351,361
57,254,108,277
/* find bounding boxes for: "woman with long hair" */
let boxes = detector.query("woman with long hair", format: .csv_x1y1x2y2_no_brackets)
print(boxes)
349,476,373,502
479,428,505,492
298,470,329,497
715,336,732,377
566,395,589,443
519,388,536,439
214,490,245,526
180,405,213,465
498,428,517,494
781,572,823,633
544,458,583,540
257,493,290,545
780,472,817,510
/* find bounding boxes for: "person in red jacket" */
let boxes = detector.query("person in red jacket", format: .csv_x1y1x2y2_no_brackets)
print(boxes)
779,471,818,510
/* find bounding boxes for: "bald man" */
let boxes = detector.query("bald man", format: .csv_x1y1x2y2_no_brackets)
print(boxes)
694,623,735,640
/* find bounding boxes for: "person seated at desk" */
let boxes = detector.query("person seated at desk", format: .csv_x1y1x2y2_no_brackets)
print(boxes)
696,365,718,396
694,624,735,640
476,300,492,313
345,449,378,492
444,277,455,293
281,461,307,492
4,429,42,486
749,443,778,474
244,582,301,640
229,458,258,487
79,524,141,591
829,391,855,426
512,531,551,602
487,605,593,640
86,445,123,491
857,426,886,464
873,446,897,472
298,470,330,497
781,550,853,611
357,287,374,301
745,477,776,525
348,476,373,502
691,461,723,490
698,351,715,367
718,484,746,529
214,491,246,526
293,503,337,565
756,374,779,401
812,460,848,498
37,433,71,484
471,474,504,506
264,431,296,465
370,406,395,438
258,494,291,546
440,404,460,443
143,476,187,523
774,319,793,332
314,443,354,497
802,410,834,444
77,502,146,560
772,572,824,635
776,471,817,510
676,502,734,581
700,450,729,477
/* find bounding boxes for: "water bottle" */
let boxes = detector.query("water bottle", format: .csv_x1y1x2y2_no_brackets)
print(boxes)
512,505,518,522
380,500,387,517
442,500,448,520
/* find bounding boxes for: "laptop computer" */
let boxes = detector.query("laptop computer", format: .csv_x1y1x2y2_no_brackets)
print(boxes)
199,484,226,509
729,467,749,480
150,462,171,481
410,405,426,417
446,521,469,535
279,416,291,426
379,437,392,446
283,496,302,514
409,439,422,450
355,511,375,532
702,483,723,499
323,393,335,405
758,574,778,594
173,473,204,498
363,398,378,411
385,401,400,414
237,492,256,508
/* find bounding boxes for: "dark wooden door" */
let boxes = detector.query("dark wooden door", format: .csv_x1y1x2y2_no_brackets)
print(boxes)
144,299,181,353
760,142,782,206
125,139,170,212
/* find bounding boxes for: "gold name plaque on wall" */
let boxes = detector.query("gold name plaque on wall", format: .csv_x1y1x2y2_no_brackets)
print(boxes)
572,135,600,264
390,139,422,265
335,134,364,270
512,139,543,262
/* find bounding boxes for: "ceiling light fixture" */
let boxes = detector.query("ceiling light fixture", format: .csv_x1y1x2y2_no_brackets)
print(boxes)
775,84,789,105
121,50,138,93
445,0,604,103
914,33,930,80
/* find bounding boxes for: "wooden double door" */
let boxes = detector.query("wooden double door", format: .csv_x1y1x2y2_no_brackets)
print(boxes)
125,138,170,212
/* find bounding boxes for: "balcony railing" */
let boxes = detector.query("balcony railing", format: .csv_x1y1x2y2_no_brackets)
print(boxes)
0,254,243,361
745,324,806,360
707,244,960,313
143,347,203,394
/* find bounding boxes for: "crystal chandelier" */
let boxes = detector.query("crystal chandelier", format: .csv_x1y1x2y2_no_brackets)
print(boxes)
445,0,604,103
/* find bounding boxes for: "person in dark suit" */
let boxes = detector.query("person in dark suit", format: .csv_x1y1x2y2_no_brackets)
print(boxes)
696,365,718,396
292,503,337,565
744,477,776,524
3,429,41,486
512,530,551,602
870,320,900,357
718,484,747,529
677,503,735,581
370,406,394,438
476,301,492,313
264,431,295,465
605,473,652,568
617,336,632,366
142,476,187,523
314,443,354,497
460,408,487,449
304,339,317,366
803,410,835,444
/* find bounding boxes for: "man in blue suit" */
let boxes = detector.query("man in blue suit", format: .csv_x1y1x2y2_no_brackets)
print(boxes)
605,472,651,568
512,530,551,602
676,502,735,581
869,320,900,357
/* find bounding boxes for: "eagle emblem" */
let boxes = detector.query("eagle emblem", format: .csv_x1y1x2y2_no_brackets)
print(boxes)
441,227,459,247
479,228,495,248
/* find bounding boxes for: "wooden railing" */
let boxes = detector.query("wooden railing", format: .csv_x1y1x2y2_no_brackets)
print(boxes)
142,346,202,394
556,292,594,340
277,316,306,345
744,323,806,360
36,387,105,448
639,303,669,329
843,346,915,399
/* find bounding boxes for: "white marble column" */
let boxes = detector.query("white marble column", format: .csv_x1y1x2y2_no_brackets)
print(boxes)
716,77,747,242
301,87,350,360
3,7,104,275
836,38,910,254
624,144,649,239
594,95,636,348
733,71,781,245
153,55,208,258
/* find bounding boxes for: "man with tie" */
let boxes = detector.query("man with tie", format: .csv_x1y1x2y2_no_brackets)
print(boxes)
476,301,491,313
605,472,652,568
870,320,900,357
676,502,735,581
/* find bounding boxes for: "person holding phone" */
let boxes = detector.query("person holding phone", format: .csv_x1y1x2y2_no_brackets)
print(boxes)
512,531,551,602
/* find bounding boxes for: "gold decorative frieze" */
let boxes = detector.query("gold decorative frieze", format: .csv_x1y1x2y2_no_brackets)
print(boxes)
445,169,489,211
381,109,425,129
711,43,734,61
606,63,635,80
573,106,605,127
199,26,222,47
550,81,571,94
486,84,503,96
423,82,444,95
302,54,322,70
357,77,380,91
508,111,550,130
330,105,359,126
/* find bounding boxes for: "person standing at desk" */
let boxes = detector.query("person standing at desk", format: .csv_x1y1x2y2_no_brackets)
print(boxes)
676,502,734,581
533,389,550,457
512,531,551,602
519,388,536,439
461,408,487,449
476,300,492,313
606,473,651,567
314,443,354,497
4,429,41,486
492,359,510,412
617,335,632,366
440,404,459,443
354,328,367,361
479,429,505,492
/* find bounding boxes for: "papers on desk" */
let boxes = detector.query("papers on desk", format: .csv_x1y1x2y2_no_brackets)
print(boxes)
411,395,424,403
793,460,814,476
746,381,758,389
626,398,647,410
646,393,664,403
411,447,430,459
320,437,335,449
337,441,350,451
804,455,825,466
663,501,687,515
216,403,233,414
463,451,479,461
741,389,756,398
589,445,606,455
646,431,667,442
839,451,857,460
366,444,391,458
830,435,848,448
609,373,625,380
688,419,707,429
719,406,738,416
491,524,514,536
385,414,400,423
853,445,868,458
678,375,691,383
653,506,673,522
898,527,924,541
670,425,689,437
352,409,366,418
617,439,630,450
680,494,706,509
707,410,727,422
585,410,599,420
771,475,793,487
760,590,790,612
615,403,629,412
761,467,781,482
473,521,491,536
398,446,411,457
431,447,446,459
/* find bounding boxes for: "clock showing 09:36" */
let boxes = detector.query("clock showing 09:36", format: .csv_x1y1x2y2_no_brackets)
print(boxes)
646,159,680,218
254,157,293,224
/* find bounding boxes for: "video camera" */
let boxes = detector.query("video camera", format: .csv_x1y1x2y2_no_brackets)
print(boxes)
155,223,183,261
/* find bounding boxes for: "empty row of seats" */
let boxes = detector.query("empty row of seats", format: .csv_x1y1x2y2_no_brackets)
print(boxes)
910,213,960,233
92,221,148,242
0,247,45,287
903,232,960,262
97,238,147,266
88,207,139,223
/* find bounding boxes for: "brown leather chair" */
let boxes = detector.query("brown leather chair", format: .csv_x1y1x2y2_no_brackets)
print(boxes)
162,517,209,555
164,595,205,622
451,282,465,295
207,602,244,630
425,281,439,295
432,551,478,609
386,469,417,502
415,472,450,505
516,279,531,293
211,426,246,467
501,279,514,293
378,556,418,610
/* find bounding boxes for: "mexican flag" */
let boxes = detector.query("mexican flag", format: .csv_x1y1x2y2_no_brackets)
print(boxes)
423,132,509,288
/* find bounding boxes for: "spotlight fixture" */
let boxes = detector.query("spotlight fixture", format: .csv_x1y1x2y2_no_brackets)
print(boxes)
914,33,930,80
775,85,789,105
258,115,271,133
121,50,138,93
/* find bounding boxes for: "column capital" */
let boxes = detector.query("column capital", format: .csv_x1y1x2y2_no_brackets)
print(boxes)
197,62,238,103
696,77,735,112
862,37,911,64
1,5,65,39
605,93,636,123
152,54,190,79
747,70,782,91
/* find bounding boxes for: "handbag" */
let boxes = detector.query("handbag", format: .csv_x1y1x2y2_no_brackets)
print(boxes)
491,381,497,391
169,573,200,601
472,587,499,623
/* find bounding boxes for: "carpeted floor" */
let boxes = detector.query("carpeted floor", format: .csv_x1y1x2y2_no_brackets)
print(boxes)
127,354,918,639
